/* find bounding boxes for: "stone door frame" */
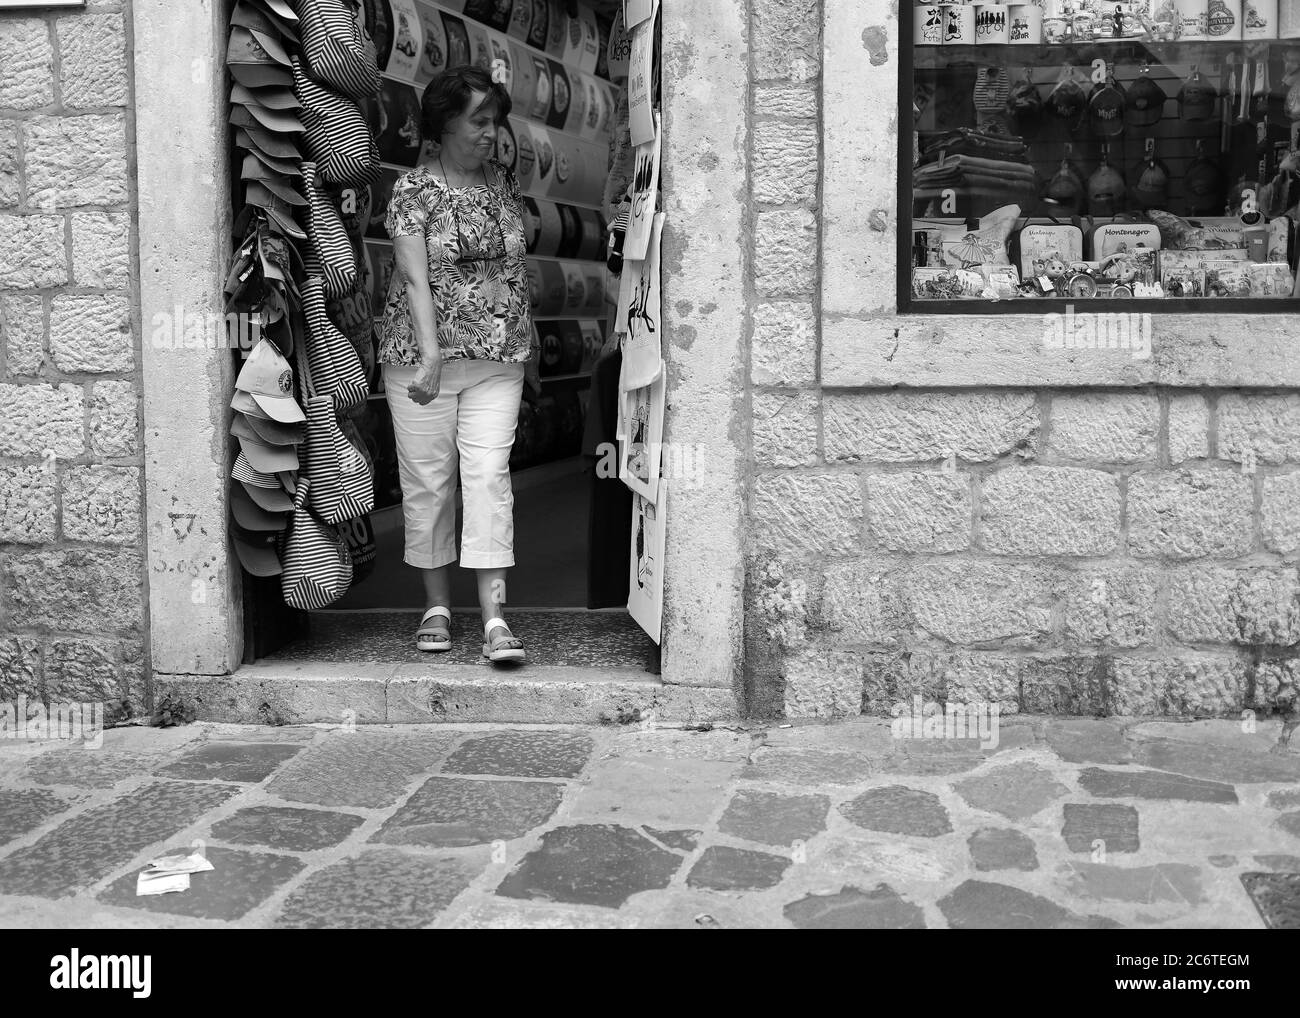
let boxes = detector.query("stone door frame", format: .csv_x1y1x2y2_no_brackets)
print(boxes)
132,0,748,700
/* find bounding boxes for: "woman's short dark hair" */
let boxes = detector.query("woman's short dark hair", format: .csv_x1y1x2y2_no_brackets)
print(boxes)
420,65,512,143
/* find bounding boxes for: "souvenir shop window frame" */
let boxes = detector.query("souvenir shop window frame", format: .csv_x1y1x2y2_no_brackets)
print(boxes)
895,10,1300,316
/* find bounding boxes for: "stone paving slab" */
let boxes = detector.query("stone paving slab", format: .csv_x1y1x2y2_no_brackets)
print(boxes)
0,717,1298,928
97,845,305,920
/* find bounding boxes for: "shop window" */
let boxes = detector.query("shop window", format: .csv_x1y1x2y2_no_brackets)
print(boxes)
902,2,1300,311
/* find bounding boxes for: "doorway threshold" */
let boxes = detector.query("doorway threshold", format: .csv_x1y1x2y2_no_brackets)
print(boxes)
157,611,737,726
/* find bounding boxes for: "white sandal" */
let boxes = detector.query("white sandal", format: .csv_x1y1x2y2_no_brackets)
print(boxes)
416,606,452,652
482,616,525,663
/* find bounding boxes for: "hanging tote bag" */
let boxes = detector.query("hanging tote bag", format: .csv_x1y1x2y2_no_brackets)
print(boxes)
296,334,375,524
302,276,369,409
292,56,380,187
298,0,382,102
302,161,357,299
279,476,353,609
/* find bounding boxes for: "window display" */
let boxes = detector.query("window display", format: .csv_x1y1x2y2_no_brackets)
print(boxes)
904,0,1300,307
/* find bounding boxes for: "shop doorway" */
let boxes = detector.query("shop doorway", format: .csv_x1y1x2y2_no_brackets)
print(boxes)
241,0,659,669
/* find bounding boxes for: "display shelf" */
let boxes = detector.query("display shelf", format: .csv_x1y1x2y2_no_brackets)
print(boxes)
540,371,593,383
916,40,1300,69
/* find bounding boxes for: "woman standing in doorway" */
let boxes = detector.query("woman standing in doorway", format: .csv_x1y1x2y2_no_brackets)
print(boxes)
379,65,540,662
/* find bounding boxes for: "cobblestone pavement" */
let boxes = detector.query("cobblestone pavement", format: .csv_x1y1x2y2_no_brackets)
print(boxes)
1,716,1298,929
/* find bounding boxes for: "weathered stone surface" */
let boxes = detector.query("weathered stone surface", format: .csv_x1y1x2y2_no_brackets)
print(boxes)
1048,393,1157,463
1168,395,1209,463
49,294,133,374
686,846,790,891
1062,861,1206,904
753,122,818,205
1275,812,1300,840
1044,719,1135,764
752,0,820,81
1208,854,1237,867
1062,568,1158,648
980,467,1120,556
643,828,699,852
905,561,1055,647
43,638,129,715
877,748,987,776
0,19,55,110
208,806,363,852
1217,394,1300,464
23,114,129,208
741,748,875,786
1262,473,1300,556
754,210,817,297
1266,789,1300,810
275,851,478,928
0,464,57,543
1061,803,1140,853
0,789,79,846
1111,655,1247,716
824,392,1039,463
0,121,18,206
752,390,819,467
1127,470,1254,558
1,294,46,375
442,730,593,778
866,472,971,552
89,380,138,457
1240,870,1300,928
496,825,681,907
372,776,563,848
3,548,142,633
968,828,1039,871
751,302,816,386
70,212,130,286
784,883,927,929
0,383,84,457
717,788,830,846
1133,738,1300,783
939,879,1118,929
1254,854,1300,870
60,465,141,544
820,561,904,646
751,473,863,555
1167,567,1300,646
25,750,157,788
98,845,305,920
157,742,303,783
781,646,868,720
753,84,818,119
568,756,736,828
1079,767,1238,803
58,14,128,109
0,781,240,897
0,636,42,699
0,215,67,288
953,762,1070,820
840,785,952,837
266,732,455,808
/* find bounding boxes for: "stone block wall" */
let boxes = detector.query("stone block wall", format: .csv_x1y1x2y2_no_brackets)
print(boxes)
0,2,145,721
741,0,1300,720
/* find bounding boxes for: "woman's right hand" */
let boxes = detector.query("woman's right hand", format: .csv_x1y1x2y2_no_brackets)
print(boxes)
408,354,442,405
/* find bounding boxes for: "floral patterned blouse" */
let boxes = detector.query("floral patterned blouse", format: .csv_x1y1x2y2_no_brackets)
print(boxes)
378,160,533,367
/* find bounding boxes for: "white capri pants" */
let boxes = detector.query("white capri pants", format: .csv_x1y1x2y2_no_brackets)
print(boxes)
384,359,526,571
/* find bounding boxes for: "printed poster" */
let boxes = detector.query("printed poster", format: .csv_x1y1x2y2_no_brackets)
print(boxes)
617,212,664,390
619,365,664,501
622,111,659,261
627,14,655,146
628,480,667,644
386,0,424,82
624,0,658,30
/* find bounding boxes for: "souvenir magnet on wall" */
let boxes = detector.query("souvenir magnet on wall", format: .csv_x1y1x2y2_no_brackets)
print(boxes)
509,42,536,108
514,119,537,188
545,0,568,57
466,22,492,69
623,113,660,261
376,79,421,166
531,56,552,119
578,6,601,73
507,0,532,40
442,13,472,66
535,197,563,256
525,0,549,49
547,59,572,130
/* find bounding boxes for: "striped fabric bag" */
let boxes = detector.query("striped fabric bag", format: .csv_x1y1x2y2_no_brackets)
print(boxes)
292,56,379,187
296,331,374,524
279,476,353,609
302,161,357,298
298,0,381,102
302,277,368,411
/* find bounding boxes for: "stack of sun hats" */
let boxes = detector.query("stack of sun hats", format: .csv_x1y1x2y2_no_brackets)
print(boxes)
227,1,306,578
